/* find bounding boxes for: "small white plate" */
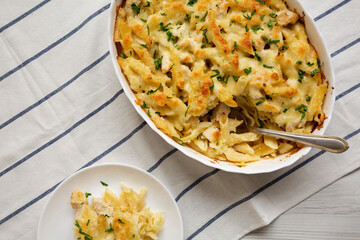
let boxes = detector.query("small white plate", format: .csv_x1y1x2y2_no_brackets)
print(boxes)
37,163,183,240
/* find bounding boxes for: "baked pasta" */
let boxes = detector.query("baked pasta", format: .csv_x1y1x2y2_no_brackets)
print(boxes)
71,184,165,240
114,0,327,165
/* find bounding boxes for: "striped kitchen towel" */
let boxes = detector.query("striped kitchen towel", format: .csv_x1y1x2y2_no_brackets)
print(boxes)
0,0,359,239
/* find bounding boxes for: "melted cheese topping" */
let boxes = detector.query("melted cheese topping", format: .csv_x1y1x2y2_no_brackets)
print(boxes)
71,185,164,240
114,0,327,165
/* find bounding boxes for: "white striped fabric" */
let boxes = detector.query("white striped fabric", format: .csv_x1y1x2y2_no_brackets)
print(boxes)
0,0,359,239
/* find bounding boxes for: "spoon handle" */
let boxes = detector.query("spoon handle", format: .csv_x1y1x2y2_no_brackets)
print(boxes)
253,128,349,153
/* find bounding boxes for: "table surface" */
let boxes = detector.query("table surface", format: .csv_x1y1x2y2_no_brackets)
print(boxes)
243,169,360,239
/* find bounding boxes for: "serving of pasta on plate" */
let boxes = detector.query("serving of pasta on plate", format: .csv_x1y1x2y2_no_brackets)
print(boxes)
113,0,328,166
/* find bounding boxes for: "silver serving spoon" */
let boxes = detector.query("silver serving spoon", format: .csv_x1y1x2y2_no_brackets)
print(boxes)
230,111,349,153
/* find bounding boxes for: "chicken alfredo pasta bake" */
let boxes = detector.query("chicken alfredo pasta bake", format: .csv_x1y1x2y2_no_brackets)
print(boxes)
71,184,164,240
114,0,327,165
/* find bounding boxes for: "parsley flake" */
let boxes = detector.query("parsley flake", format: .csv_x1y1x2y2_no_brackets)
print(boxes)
187,0,198,6
140,44,148,49
172,137,185,146
146,83,162,95
85,192,91,198
154,56,163,70
210,69,220,78
144,1,151,7
298,69,305,83
105,223,114,233
100,181,108,186
210,80,214,91
251,26,264,34
118,219,125,224
256,0,266,5
244,67,252,75
131,3,140,16
256,99,265,105
200,11,208,22
311,69,321,77
263,64,274,69
283,106,290,113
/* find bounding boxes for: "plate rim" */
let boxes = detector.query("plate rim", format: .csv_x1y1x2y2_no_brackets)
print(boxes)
37,163,184,240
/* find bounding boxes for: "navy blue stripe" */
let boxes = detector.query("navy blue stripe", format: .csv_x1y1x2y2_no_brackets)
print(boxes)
0,0,52,33
314,0,351,22
79,121,147,170
0,121,146,225
0,89,123,178
147,148,178,172
0,51,109,130
331,37,360,58
176,169,219,202
336,83,360,101
187,128,359,239
0,182,60,225
0,4,110,82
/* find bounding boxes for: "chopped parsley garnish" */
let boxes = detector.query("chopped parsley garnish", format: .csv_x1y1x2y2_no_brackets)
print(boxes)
306,96,311,102
232,41,238,54
147,25,150,35
155,111,161,115
141,102,149,109
238,165,242,168
256,99,265,105
268,39,280,46
140,18,147,23
296,60,303,65
307,62,315,66
265,94,272,100
251,26,264,34
153,50,157,58
105,223,114,233
187,0,198,6
298,69,305,83
261,36,280,46
233,75,239,82
245,25,249,32
144,1,151,7
216,4,220,8
185,106,190,117
260,15,265,21
234,0,239,3
254,51,261,62
217,75,230,84
244,67,252,75
317,58,323,68
159,22,171,32
118,219,125,224
263,64,274,69
147,109,151,117
140,44,148,49
266,19,276,30
119,53,126,59
311,69,321,77
202,28,209,44
131,3,140,16
166,31,175,43
184,13,190,22
100,181,108,186
146,83,162,95
270,12,277,18
210,69,220,78
75,220,92,239
210,80,214,91
86,219,90,226
172,137,185,146
283,106,290,113
133,234,135,238
200,11,208,22
85,192,91,198
243,9,256,20
195,15,199,19
256,0,266,5
295,104,308,119
161,12,167,16
278,45,289,52
258,119,263,128
154,56,163,70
